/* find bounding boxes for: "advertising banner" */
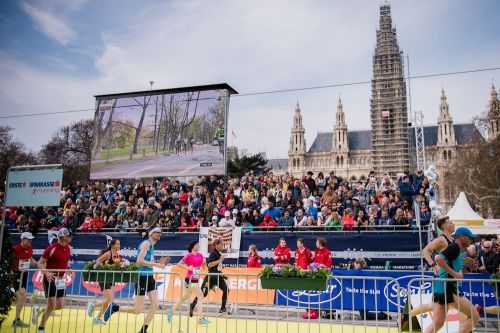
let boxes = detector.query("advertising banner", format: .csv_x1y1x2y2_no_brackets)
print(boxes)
275,270,495,312
199,227,242,259
6,168,63,207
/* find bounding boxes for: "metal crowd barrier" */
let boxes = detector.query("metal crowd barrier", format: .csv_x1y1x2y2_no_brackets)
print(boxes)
407,276,499,333
12,268,405,333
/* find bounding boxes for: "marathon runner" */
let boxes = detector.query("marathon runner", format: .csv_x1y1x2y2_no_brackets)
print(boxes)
105,227,169,333
34,228,72,333
403,216,456,324
12,232,37,328
168,241,210,325
424,227,479,333
189,238,230,317
86,239,124,325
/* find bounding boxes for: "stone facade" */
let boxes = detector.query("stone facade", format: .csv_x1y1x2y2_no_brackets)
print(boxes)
268,4,500,202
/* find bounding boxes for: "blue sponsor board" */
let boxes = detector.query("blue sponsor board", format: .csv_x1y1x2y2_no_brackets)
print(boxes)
275,270,496,312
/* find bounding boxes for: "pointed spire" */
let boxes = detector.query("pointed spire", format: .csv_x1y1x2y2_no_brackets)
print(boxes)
491,83,498,100
438,88,451,122
295,100,301,112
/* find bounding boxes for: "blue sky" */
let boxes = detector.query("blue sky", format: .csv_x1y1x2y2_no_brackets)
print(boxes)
1,0,499,158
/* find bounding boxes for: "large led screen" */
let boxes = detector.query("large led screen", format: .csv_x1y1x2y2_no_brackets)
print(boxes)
90,84,236,179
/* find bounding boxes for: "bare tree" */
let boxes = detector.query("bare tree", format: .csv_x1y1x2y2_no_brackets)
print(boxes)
131,95,153,155
443,136,500,216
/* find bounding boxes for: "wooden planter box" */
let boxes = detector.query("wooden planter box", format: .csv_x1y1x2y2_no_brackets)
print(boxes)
260,277,328,291
82,270,139,284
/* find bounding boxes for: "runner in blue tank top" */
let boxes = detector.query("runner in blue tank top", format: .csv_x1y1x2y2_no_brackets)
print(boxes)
101,227,170,333
424,227,479,333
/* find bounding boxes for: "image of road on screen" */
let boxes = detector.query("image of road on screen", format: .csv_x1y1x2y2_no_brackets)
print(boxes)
90,85,234,179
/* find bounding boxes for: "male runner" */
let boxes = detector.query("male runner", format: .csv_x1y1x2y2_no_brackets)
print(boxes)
104,227,169,333
12,232,37,328
404,216,456,323
424,227,480,333
34,228,72,333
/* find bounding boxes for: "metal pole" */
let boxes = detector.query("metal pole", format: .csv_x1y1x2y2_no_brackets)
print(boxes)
0,168,10,261
414,200,425,276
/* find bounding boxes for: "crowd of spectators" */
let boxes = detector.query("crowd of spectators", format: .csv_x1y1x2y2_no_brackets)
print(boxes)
463,237,500,274
1,169,434,235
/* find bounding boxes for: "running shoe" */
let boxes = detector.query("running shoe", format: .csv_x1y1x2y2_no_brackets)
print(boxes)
37,329,45,333
32,306,44,325
103,303,120,322
93,318,106,326
13,319,30,328
198,317,210,325
86,302,95,317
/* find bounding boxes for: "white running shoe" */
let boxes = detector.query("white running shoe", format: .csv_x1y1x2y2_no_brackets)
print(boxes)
31,305,40,325
86,302,95,317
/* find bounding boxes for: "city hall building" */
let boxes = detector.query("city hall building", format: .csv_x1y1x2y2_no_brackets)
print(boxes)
268,4,500,207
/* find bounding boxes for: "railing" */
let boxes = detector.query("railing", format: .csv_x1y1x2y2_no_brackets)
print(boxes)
12,268,406,333
406,276,499,333
9,224,431,235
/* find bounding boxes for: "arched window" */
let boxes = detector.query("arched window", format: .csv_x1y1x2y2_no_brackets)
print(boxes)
351,175,357,181
336,156,340,166
360,175,366,181
448,150,452,160
443,151,447,160
340,156,344,166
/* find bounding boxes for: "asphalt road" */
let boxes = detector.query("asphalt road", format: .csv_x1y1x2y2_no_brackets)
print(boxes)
90,144,225,179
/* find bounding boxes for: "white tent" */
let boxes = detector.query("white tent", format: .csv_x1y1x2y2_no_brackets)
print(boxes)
446,192,484,226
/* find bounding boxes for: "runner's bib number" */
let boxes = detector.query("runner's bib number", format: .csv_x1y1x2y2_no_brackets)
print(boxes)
192,269,200,279
18,260,30,271
55,278,66,290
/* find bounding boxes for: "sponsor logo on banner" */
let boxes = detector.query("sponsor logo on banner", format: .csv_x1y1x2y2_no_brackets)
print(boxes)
277,278,343,305
32,271,75,290
81,281,128,295
383,275,433,308
6,168,63,207
163,267,273,305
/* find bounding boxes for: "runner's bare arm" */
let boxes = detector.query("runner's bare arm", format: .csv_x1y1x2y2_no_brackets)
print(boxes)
95,251,111,266
37,257,54,281
422,237,446,266
435,255,463,279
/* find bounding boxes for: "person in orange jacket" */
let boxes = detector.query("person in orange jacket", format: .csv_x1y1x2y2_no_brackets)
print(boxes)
273,238,291,265
295,238,312,270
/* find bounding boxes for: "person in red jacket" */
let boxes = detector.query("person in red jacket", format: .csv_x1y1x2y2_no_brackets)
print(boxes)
313,237,333,268
273,238,291,265
260,214,278,229
247,244,262,268
295,238,312,270
12,232,37,328
303,238,333,320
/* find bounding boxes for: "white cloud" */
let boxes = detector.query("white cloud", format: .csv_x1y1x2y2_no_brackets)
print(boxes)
21,1,76,46
2,0,500,158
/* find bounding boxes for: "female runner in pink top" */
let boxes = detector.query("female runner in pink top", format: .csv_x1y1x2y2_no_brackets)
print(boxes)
168,241,209,325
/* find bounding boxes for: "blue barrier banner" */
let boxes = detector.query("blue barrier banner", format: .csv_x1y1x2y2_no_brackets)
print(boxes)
19,231,427,269
275,270,496,312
